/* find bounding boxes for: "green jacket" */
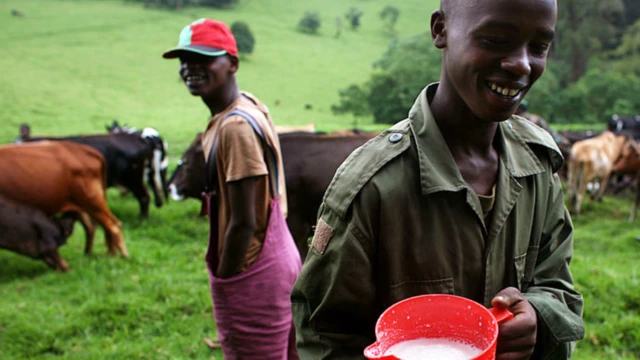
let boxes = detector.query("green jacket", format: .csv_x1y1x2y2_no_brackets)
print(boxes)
291,84,584,359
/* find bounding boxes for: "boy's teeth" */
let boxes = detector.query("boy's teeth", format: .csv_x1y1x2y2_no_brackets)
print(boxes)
489,81,520,98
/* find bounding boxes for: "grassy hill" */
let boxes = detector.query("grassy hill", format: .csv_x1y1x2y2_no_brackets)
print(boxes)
0,0,434,153
0,1,639,359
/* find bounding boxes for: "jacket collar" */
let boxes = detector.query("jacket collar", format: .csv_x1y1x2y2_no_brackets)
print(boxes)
409,83,546,196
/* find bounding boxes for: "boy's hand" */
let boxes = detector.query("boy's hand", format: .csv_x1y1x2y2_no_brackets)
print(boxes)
491,287,537,360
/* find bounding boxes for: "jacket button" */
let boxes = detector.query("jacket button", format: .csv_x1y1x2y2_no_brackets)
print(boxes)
389,133,403,143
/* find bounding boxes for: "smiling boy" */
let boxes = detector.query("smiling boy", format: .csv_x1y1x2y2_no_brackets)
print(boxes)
163,19,300,359
291,0,584,359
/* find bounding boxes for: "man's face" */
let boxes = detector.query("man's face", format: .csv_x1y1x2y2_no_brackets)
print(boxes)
435,0,557,122
178,52,235,97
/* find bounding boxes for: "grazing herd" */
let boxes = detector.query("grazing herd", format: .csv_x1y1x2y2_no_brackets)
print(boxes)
3,113,640,271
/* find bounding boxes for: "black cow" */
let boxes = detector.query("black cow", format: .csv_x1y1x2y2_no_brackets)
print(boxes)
168,131,378,259
28,134,162,218
0,196,76,271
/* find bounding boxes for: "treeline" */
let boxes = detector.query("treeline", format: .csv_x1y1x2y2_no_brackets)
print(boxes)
129,0,237,10
334,0,640,124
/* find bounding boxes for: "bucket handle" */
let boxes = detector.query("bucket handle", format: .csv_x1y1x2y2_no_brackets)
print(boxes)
488,307,514,325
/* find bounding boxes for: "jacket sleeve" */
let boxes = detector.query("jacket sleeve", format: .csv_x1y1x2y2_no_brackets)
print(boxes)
524,173,585,359
291,193,379,359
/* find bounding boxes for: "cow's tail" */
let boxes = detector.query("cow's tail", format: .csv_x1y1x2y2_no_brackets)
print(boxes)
151,138,166,205
141,130,166,206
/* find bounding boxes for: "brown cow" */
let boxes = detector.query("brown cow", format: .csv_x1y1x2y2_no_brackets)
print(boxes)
0,141,128,257
0,195,76,271
612,140,640,221
567,131,631,215
168,131,377,259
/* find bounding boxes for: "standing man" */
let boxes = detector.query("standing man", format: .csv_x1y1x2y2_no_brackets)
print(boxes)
292,0,584,359
14,124,30,144
163,18,300,359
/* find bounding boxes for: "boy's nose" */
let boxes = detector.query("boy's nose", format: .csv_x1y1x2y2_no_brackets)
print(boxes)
500,48,531,77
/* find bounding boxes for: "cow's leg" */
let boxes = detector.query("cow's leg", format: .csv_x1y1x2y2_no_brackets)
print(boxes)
77,212,97,255
146,163,163,208
75,179,129,257
90,210,128,257
575,166,589,216
128,167,151,219
596,173,612,202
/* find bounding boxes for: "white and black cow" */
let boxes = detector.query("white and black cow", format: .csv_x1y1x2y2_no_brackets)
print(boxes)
106,120,170,204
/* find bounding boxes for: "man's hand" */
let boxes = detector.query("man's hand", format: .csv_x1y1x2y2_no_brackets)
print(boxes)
491,287,537,360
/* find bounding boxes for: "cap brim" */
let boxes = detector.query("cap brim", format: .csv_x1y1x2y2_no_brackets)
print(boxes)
162,44,228,59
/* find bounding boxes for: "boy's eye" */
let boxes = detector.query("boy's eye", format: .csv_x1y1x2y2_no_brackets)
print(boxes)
530,43,550,56
480,37,509,46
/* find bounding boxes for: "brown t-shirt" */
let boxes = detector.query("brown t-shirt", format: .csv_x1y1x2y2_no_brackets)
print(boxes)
202,92,287,272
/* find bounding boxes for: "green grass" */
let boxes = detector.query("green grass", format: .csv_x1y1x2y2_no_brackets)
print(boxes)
0,0,639,359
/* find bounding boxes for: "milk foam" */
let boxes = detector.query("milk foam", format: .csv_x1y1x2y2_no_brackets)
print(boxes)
384,338,482,360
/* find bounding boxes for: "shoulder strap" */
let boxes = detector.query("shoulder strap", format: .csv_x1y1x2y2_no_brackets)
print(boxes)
204,109,279,198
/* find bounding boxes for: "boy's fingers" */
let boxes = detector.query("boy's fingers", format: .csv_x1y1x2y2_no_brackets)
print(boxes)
492,287,524,309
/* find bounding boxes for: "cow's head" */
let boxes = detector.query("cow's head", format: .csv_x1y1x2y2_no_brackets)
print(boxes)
168,133,205,201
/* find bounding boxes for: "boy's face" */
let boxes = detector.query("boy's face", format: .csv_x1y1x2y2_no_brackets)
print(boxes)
178,52,237,97
434,0,556,122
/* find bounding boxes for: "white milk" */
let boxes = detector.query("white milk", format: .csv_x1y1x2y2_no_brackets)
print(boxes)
384,338,482,360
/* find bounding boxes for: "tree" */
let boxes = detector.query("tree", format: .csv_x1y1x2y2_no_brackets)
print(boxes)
553,0,624,85
607,19,640,76
230,21,255,55
199,0,239,8
332,33,441,124
298,12,321,34
331,85,370,127
345,8,364,31
379,6,399,33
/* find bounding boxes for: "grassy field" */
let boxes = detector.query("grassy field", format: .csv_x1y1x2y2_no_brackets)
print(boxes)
0,0,639,359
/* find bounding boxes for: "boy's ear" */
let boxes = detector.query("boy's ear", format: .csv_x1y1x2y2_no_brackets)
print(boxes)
431,10,446,49
229,55,239,74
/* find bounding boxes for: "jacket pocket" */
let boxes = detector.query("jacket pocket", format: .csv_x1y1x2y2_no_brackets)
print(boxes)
514,253,527,290
514,245,539,291
388,278,454,306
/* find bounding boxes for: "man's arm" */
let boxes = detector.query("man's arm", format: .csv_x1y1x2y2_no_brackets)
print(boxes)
524,173,585,358
292,187,380,359
216,176,258,278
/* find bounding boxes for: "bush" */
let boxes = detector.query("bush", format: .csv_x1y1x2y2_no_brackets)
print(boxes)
230,21,255,55
345,8,364,31
379,5,400,33
298,12,321,34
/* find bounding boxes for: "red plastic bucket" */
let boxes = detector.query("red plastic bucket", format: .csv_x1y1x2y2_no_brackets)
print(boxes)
364,294,513,360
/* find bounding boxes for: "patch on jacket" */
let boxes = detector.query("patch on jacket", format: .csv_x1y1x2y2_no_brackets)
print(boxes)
311,219,333,254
